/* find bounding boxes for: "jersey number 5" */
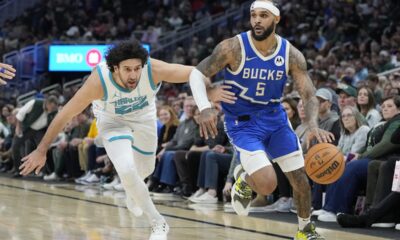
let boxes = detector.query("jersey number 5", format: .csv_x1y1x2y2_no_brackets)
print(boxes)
256,82,266,96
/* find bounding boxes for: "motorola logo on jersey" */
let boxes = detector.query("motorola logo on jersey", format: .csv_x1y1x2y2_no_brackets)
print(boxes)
242,68,284,80
86,49,102,67
274,56,284,66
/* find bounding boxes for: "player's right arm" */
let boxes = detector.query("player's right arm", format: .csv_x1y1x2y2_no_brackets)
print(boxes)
190,37,238,139
196,37,237,77
19,69,103,175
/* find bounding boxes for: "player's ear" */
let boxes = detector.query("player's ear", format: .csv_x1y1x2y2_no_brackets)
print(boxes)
274,16,280,24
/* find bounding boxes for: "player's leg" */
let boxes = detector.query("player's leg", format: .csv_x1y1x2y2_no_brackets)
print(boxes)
230,147,277,216
224,117,278,216
237,149,277,196
103,134,169,236
270,126,324,240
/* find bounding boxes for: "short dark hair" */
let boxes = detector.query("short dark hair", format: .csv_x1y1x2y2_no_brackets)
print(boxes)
382,95,400,109
105,40,148,72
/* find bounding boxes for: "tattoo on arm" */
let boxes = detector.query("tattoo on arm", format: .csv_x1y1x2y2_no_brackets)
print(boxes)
289,45,319,128
197,38,237,77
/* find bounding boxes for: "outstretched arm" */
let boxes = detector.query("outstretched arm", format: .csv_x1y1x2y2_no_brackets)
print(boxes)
151,58,194,84
289,45,334,147
19,70,103,175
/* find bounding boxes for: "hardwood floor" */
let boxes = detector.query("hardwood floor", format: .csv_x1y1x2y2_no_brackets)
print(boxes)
0,176,394,240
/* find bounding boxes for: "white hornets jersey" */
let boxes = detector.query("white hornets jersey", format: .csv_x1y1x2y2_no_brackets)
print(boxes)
92,59,159,119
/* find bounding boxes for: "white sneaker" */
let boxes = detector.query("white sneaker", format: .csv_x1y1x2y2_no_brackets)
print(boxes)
371,223,395,228
188,189,205,201
82,174,100,185
190,192,218,204
317,211,337,222
312,209,329,216
102,177,120,190
126,196,143,217
75,171,91,183
261,197,292,213
149,220,169,240
114,183,125,191
395,224,400,230
43,172,59,181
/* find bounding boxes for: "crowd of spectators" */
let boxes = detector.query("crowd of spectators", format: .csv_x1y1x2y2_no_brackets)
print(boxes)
0,0,400,233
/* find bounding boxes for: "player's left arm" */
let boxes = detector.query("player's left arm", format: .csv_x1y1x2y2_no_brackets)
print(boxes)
288,44,334,147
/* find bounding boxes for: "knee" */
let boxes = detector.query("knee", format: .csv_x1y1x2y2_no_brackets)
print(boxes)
257,179,277,195
206,152,218,161
253,170,277,195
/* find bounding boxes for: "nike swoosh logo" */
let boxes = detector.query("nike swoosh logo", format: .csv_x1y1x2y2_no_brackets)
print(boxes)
246,56,257,61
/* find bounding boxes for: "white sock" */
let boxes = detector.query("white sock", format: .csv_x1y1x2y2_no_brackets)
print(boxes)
298,216,311,230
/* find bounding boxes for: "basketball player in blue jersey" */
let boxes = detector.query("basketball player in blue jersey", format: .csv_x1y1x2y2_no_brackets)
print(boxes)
18,40,228,240
188,1,333,239
0,62,16,85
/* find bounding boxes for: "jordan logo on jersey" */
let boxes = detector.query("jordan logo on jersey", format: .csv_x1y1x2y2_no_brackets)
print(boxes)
111,96,149,115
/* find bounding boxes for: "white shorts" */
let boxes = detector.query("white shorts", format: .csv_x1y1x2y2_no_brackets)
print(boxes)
235,145,304,175
96,113,157,161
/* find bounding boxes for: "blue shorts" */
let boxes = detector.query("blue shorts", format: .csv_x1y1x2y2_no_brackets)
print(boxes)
224,105,301,166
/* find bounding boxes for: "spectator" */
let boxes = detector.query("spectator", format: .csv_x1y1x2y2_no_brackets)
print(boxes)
366,73,383,105
282,98,300,130
356,87,382,127
12,96,58,177
337,83,357,111
314,96,400,222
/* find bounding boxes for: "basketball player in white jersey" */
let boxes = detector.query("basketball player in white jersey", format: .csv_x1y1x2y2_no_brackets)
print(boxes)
19,40,223,240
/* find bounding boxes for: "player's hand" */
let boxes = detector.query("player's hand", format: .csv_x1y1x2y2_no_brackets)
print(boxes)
306,127,335,149
0,63,16,85
19,149,47,176
223,181,233,196
198,107,218,139
207,85,237,104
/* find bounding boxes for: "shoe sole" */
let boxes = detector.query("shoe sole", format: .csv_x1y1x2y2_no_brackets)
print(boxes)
230,187,251,216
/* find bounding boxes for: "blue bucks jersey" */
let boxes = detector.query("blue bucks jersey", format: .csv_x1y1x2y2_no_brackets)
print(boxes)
222,31,289,117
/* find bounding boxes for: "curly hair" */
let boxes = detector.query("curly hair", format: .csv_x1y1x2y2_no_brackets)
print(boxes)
105,40,148,72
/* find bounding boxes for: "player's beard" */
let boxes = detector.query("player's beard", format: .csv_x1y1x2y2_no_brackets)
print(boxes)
119,72,139,90
251,22,275,41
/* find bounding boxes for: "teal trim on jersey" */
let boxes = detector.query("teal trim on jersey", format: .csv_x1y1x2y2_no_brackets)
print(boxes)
147,58,157,90
108,135,133,142
109,71,131,93
131,145,154,155
97,66,108,101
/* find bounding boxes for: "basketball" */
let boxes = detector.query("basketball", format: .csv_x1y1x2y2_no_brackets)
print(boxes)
305,143,345,185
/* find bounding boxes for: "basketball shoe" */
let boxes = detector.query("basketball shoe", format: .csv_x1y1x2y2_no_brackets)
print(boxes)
295,222,325,240
231,165,252,216
149,220,169,240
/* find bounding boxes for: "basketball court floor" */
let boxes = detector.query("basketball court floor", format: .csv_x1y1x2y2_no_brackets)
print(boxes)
0,175,398,240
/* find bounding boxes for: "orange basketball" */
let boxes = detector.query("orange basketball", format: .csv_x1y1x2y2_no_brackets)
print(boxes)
305,143,345,185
